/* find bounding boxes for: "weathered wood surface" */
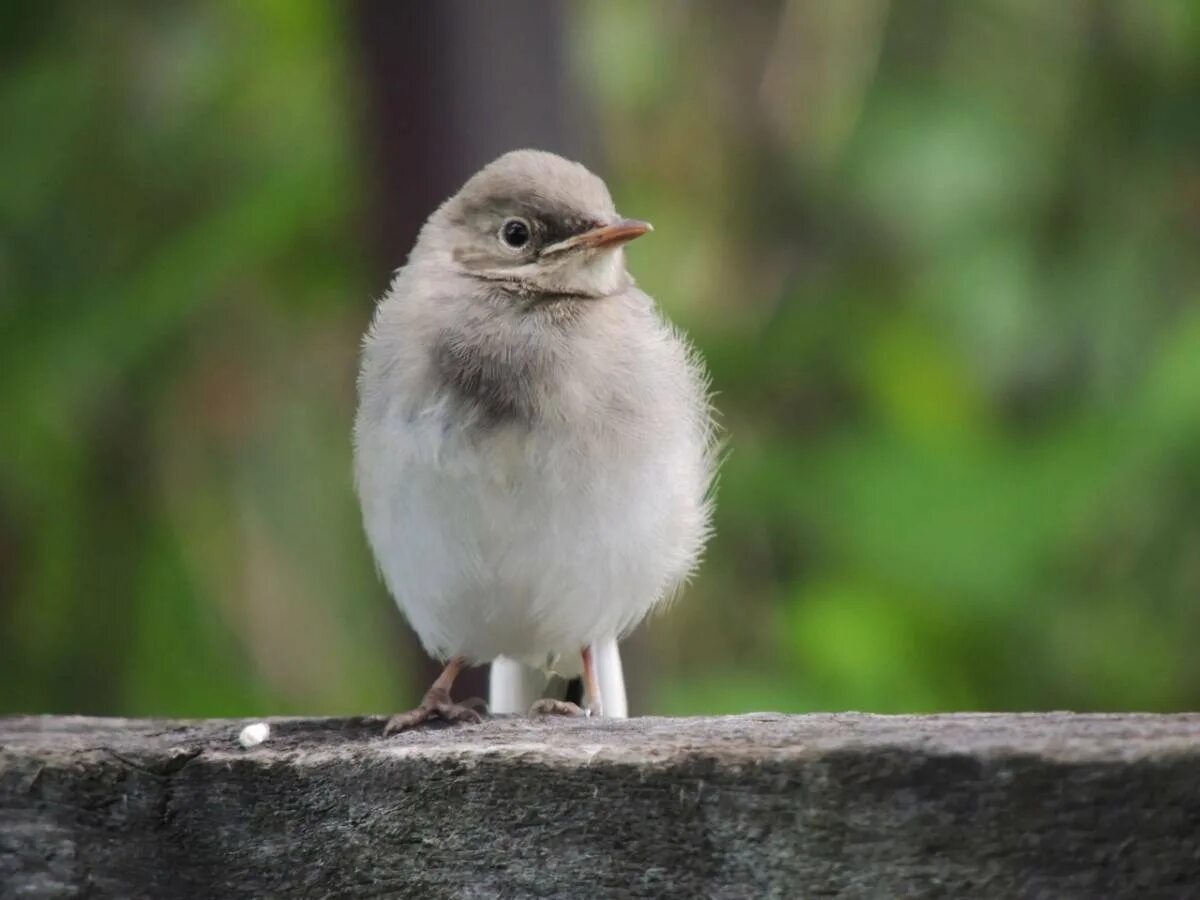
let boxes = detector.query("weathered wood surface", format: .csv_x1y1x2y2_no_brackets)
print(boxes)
2,713,1199,898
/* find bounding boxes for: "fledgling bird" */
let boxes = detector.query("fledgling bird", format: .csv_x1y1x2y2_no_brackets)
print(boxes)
354,150,715,733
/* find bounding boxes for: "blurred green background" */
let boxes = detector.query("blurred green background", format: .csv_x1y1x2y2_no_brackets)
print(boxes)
3,1,1198,718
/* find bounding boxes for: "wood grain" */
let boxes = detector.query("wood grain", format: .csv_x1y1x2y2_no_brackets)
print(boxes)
3,713,1199,898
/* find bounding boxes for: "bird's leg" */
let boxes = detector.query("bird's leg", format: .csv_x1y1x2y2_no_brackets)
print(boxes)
529,645,603,717
383,656,486,736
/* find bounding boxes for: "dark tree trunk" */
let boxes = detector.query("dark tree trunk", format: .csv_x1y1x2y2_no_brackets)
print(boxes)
349,1,594,703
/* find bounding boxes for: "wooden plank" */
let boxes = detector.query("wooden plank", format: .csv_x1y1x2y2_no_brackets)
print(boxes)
3,713,1199,897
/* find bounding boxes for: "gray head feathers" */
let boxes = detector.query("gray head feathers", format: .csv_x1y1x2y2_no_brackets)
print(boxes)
411,150,637,301
445,149,617,232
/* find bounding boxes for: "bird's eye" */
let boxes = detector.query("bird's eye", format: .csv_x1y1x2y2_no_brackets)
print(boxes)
499,218,531,249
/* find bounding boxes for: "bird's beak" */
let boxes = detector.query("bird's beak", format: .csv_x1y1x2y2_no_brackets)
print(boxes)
542,218,653,256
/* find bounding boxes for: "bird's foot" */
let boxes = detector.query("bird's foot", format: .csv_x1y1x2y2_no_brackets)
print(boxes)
529,699,589,717
383,688,487,736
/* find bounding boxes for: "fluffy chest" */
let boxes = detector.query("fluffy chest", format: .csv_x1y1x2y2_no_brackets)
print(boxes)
391,397,654,517
362,401,691,661
354,286,712,663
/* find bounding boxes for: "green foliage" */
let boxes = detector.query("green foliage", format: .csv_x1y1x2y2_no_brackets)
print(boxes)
1,3,399,715
3,2,1198,716
579,0,1200,713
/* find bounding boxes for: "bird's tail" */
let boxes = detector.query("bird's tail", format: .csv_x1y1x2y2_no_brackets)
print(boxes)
590,636,628,718
488,655,548,714
488,637,628,717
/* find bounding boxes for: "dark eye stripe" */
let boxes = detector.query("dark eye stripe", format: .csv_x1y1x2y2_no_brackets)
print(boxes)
537,215,601,247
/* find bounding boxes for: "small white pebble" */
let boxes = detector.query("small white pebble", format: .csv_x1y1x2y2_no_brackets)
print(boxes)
238,722,271,748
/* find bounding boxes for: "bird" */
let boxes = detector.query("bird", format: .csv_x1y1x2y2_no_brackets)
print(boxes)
353,149,715,733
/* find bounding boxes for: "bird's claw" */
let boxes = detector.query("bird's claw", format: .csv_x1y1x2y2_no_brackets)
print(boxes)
529,699,590,717
383,688,487,736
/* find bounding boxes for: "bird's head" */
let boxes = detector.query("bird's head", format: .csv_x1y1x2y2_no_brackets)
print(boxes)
421,149,652,301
